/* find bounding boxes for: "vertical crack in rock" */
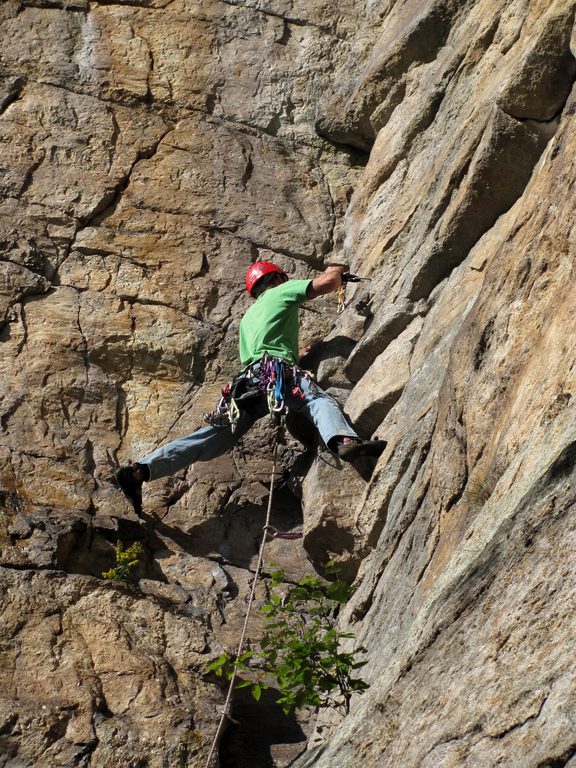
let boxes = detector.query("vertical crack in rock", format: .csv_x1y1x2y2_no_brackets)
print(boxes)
0,78,26,116
238,138,254,191
132,26,155,105
17,151,46,199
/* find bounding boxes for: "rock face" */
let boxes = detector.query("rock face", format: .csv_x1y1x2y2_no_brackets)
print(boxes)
1,0,575,767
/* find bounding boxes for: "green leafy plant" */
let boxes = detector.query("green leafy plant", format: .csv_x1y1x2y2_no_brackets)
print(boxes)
102,541,144,581
207,563,369,715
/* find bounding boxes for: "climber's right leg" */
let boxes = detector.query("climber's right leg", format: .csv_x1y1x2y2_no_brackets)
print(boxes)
115,410,258,513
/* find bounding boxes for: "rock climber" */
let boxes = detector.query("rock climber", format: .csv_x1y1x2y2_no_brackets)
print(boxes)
115,262,386,514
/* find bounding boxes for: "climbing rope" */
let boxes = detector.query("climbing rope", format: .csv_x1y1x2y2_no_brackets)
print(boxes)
203,425,282,768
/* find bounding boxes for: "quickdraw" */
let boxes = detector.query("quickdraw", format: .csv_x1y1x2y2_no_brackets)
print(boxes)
338,271,371,313
262,357,286,414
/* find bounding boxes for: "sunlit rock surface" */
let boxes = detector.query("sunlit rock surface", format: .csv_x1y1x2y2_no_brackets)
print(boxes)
1,0,575,766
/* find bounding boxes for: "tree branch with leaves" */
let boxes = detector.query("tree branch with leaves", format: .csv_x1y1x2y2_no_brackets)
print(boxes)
206,562,369,715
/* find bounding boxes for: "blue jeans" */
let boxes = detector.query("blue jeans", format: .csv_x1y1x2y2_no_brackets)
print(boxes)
140,376,358,481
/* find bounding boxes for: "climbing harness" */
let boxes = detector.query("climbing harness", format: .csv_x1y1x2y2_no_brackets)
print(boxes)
203,354,314,432
203,425,301,768
203,370,261,431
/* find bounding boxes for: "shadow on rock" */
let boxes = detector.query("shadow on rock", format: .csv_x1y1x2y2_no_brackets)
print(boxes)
219,684,308,768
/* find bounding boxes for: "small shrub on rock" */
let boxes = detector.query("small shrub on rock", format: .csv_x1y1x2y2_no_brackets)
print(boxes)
102,541,144,581
207,562,369,715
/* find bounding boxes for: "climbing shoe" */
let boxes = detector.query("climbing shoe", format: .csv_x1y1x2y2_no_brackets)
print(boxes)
336,439,387,462
114,464,146,516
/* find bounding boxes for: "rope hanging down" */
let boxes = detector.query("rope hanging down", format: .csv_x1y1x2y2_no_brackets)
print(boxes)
204,427,282,768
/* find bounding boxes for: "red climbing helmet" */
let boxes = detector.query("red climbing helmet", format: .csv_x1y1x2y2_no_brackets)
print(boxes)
245,261,288,296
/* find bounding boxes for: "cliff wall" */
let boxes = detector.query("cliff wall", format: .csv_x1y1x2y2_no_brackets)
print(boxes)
0,1,575,767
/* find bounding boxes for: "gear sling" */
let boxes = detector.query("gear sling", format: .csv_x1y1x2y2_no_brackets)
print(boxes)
203,353,312,431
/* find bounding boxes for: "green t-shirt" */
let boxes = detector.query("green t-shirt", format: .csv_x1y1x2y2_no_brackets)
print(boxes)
239,279,312,366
